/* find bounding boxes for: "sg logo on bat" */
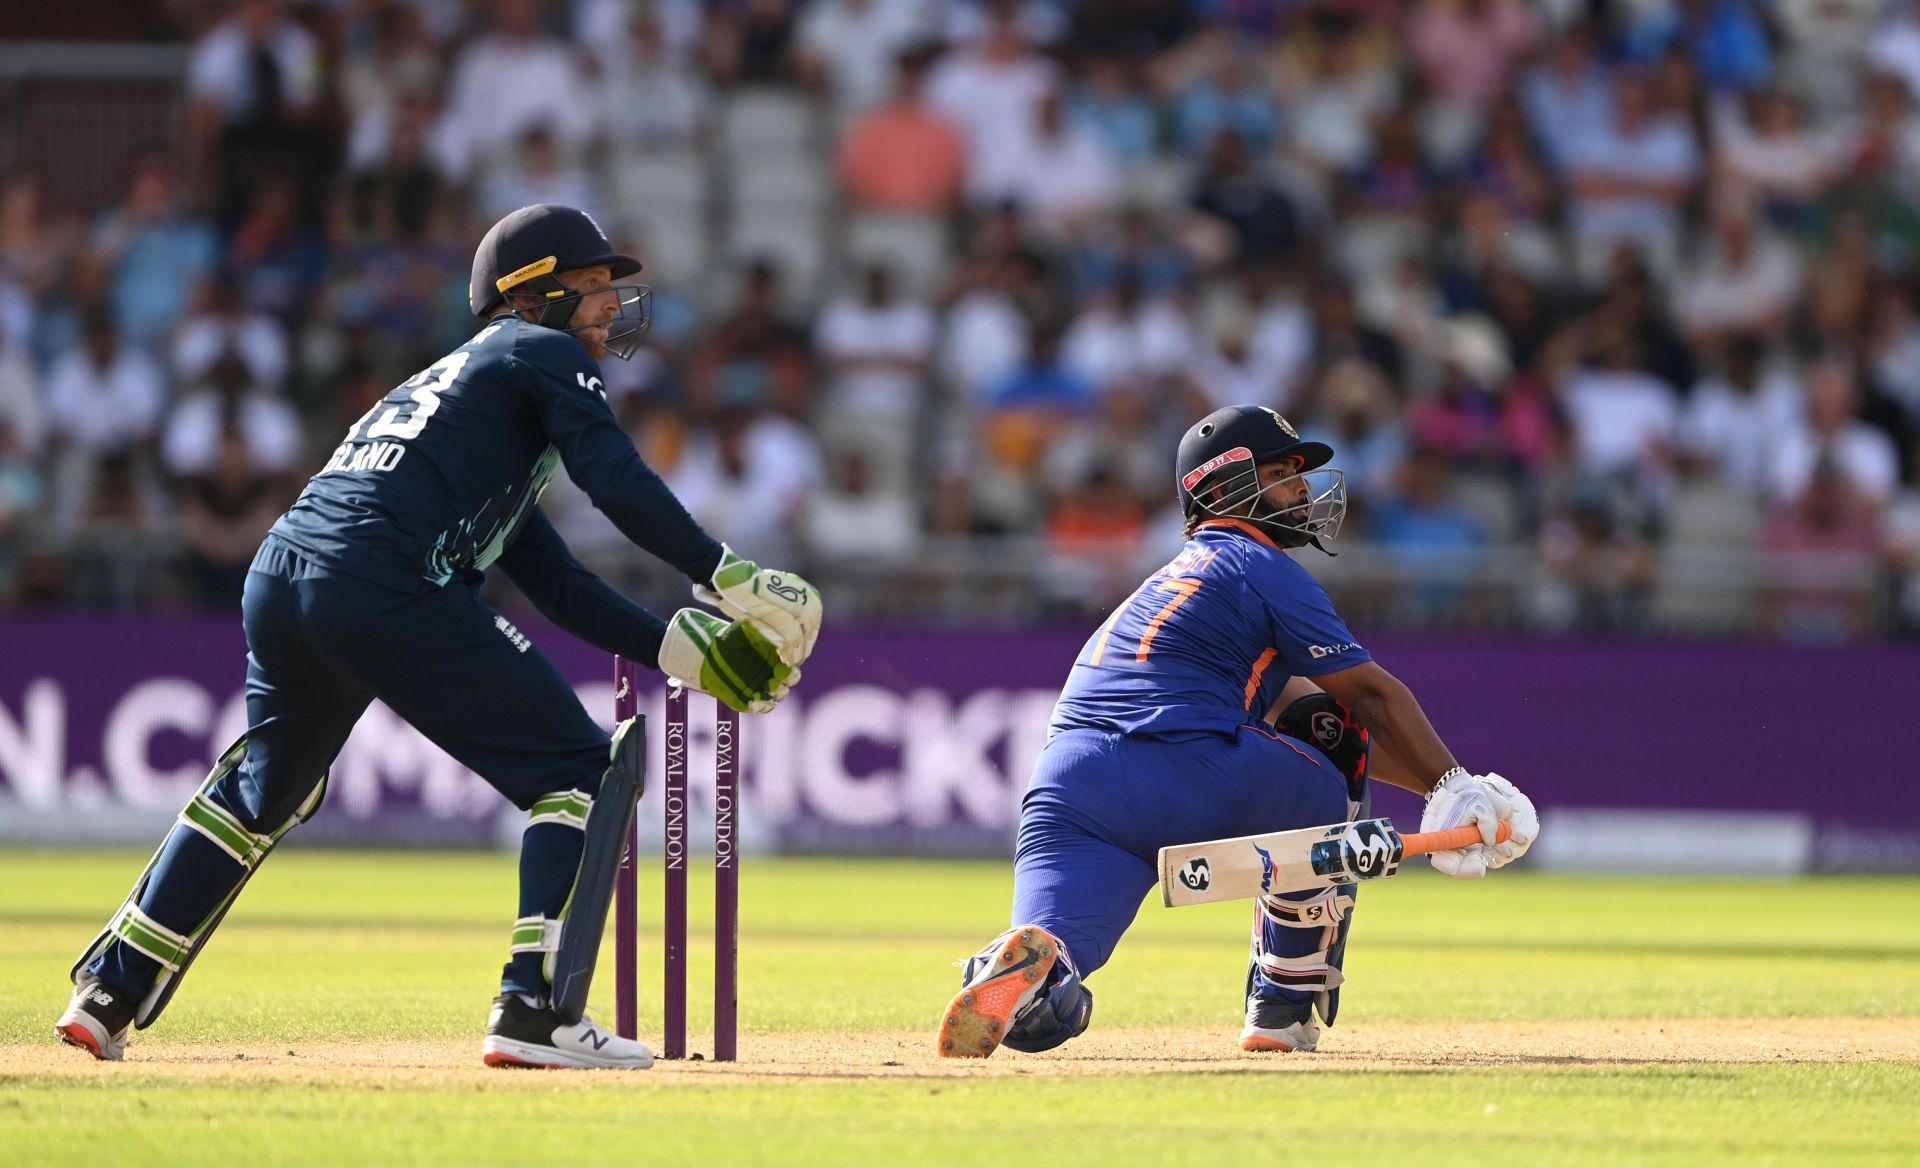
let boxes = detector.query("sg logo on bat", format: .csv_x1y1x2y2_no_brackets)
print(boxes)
1177,857,1211,892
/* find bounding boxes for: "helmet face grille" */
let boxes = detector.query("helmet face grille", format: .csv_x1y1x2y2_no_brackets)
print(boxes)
1186,463,1347,547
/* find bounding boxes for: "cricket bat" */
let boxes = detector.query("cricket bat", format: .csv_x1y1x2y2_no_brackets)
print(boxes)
1158,818,1516,907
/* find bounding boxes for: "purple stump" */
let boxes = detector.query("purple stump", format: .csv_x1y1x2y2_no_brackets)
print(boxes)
613,658,640,1041
663,684,690,1059
713,698,739,1061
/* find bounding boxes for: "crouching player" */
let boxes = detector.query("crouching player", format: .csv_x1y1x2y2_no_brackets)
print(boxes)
937,405,1537,1057
56,205,822,1069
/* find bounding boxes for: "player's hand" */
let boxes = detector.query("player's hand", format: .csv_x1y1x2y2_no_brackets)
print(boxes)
1476,773,1539,869
658,608,799,714
696,546,822,667
1419,770,1512,880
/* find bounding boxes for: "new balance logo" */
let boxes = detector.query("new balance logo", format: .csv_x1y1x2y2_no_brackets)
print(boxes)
86,988,116,1008
582,1026,611,1051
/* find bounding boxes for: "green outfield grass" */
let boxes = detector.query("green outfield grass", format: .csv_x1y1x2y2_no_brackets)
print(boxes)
2,850,1917,1166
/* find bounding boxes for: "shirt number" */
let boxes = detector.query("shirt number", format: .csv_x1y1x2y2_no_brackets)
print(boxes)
365,351,471,441
1089,577,1203,666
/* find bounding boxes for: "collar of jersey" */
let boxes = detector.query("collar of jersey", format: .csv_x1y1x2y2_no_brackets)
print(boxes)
1194,517,1281,550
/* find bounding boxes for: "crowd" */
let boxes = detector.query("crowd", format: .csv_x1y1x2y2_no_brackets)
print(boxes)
5,0,1920,640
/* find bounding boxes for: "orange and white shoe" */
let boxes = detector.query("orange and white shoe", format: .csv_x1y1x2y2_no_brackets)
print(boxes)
482,995,654,1069
1240,994,1321,1052
936,925,1061,1058
55,977,134,1061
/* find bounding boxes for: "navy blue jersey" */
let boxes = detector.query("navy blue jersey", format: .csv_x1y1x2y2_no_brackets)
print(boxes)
1048,519,1372,740
271,316,720,594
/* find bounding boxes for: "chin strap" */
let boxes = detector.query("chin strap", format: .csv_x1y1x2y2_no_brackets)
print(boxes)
1309,535,1337,556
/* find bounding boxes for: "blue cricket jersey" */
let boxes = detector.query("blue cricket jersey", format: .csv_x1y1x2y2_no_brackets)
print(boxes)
263,316,722,666
1048,520,1373,740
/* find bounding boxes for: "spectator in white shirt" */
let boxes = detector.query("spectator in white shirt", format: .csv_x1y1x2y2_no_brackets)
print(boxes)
188,0,323,127
664,389,824,565
1061,274,1195,391
439,0,595,180
172,280,290,395
1671,199,1804,347
926,9,1059,177
939,251,1032,400
1771,355,1902,504
0,331,41,455
1677,336,1804,493
815,264,937,420
1558,326,1681,478
45,312,169,535
1564,69,1699,266
1711,89,1854,212
596,8,712,149
476,127,603,223
796,0,937,119
974,90,1120,232
162,350,305,482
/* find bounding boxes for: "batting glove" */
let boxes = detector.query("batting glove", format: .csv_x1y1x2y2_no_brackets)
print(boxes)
1477,773,1539,869
1419,769,1511,880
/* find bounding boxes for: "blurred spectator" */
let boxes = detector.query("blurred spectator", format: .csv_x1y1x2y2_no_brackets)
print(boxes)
692,260,814,414
1188,325,1285,412
1881,485,1920,628
939,249,1033,399
1623,0,1772,93
1040,382,1170,512
1761,457,1882,642
1042,462,1149,610
1851,69,1920,191
664,390,822,563
1173,44,1279,155
478,127,602,222
1863,277,1920,423
704,0,803,87
226,179,328,327
1301,359,1410,505
974,90,1120,232
837,48,968,212
815,263,936,423
1407,315,1554,475
1406,0,1540,113
596,6,714,148
1,175,76,309
441,0,595,178
162,350,305,483
1563,70,1701,275
1370,445,1491,622
1461,96,1558,228
1306,274,1405,388
927,5,1061,176
87,156,219,351
795,0,936,116
187,0,330,228
1069,56,1160,165
1520,24,1615,173
1775,0,1886,118
44,312,167,535
173,279,290,394
1672,198,1804,346
1062,274,1195,391
1535,481,1657,633
1710,89,1854,216
0,403,42,600
1069,205,1189,298
175,423,284,606
344,93,456,241
577,0,706,72
1676,336,1803,492
803,444,921,563
988,317,1096,416
1556,325,1681,480
1342,105,1439,225
1771,356,1902,504
338,0,444,165
1279,13,1398,177
1188,130,1301,270
0,329,43,455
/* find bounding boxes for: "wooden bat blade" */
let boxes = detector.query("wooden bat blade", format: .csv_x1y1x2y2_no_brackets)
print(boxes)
1159,819,1514,906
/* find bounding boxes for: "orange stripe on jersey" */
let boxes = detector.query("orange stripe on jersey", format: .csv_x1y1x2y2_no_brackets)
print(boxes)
1195,517,1281,550
1088,581,1150,667
1243,647,1278,709
1135,578,1201,662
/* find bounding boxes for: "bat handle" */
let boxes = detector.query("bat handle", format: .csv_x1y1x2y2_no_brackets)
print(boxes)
1401,820,1514,858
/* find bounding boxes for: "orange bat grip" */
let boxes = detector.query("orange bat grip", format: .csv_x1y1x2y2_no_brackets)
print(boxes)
1402,820,1514,858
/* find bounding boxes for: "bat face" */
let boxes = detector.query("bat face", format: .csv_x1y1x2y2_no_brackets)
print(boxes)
1159,818,1409,907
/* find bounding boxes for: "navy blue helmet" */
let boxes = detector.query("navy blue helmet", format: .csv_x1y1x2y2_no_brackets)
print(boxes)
469,204,650,359
1175,405,1345,551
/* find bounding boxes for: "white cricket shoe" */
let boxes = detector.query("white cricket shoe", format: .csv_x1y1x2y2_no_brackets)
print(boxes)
56,977,135,1061
482,995,654,1069
1240,994,1321,1052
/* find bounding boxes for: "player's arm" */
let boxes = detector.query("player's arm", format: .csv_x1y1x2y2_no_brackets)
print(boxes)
498,510,794,713
1309,662,1456,797
516,334,821,664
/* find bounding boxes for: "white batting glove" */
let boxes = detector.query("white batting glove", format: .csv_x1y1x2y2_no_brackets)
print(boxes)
1419,769,1512,880
1477,773,1539,869
696,546,823,667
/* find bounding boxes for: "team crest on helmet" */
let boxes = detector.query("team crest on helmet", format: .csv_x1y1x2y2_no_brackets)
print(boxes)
1260,407,1299,439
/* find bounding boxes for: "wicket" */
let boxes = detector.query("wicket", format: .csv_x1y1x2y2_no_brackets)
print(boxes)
611,656,740,1061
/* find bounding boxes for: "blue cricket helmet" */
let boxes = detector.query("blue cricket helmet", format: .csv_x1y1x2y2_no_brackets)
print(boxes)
469,204,650,358
1176,405,1345,551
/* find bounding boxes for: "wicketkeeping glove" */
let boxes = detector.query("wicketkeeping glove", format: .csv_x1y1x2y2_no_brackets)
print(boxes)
696,546,822,667
657,608,799,714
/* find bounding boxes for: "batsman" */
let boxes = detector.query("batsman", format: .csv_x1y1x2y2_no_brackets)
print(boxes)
938,406,1539,1057
56,205,822,1070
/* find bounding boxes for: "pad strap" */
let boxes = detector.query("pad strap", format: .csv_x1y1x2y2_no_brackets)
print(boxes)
112,905,192,973
180,794,275,868
510,915,563,955
1254,950,1345,993
528,789,593,830
1259,886,1353,928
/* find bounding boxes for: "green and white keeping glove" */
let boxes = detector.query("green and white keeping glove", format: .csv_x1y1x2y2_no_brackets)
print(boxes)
695,545,823,668
657,608,800,714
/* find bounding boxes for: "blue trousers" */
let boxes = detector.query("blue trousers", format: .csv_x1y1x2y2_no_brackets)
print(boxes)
90,538,610,999
1010,724,1349,979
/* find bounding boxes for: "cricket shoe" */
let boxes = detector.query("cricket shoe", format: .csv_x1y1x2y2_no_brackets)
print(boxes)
56,976,137,1061
482,994,654,1069
1240,992,1321,1053
937,924,1061,1058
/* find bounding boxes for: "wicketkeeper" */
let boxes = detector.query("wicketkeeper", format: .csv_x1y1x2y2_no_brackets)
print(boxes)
937,405,1539,1057
56,205,822,1070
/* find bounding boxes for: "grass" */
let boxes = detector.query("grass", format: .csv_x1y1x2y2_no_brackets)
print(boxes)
2,850,1917,1165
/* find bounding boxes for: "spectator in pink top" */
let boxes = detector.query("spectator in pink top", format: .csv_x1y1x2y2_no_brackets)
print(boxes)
838,48,968,212
1406,0,1540,111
